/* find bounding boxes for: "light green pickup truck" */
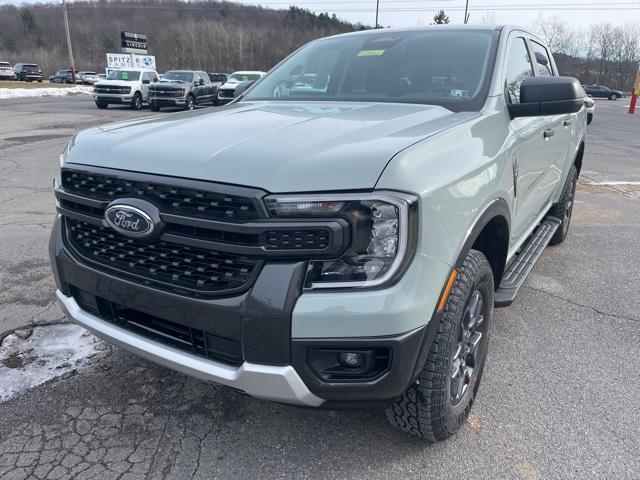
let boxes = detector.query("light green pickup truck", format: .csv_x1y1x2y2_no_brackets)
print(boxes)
50,25,586,441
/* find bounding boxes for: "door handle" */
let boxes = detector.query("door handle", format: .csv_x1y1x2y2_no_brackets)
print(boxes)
543,129,555,138
563,119,572,127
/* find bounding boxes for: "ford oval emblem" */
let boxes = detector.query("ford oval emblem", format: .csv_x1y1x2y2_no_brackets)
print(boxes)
105,204,154,238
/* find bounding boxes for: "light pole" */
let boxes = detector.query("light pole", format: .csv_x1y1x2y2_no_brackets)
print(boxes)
62,0,76,83
375,0,380,28
463,0,470,24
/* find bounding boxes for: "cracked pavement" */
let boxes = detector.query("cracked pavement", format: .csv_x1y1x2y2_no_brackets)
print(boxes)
0,96,639,479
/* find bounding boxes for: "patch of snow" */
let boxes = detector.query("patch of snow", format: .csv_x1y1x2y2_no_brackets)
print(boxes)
0,85,93,99
0,323,107,402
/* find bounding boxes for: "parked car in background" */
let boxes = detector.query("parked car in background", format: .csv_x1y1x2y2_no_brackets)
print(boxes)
0,61,15,80
207,73,227,104
14,63,43,82
583,84,623,100
93,68,158,110
77,71,101,85
51,26,586,442
149,70,215,111
217,71,265,104
584,95,595,124
49,69,78,84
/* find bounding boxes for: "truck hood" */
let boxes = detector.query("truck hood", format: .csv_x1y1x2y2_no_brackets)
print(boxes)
95,80,135,87
152,81,189,89
69,101,477,192
219,81,239,90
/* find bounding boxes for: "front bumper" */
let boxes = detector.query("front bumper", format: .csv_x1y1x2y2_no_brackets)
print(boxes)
93,94,133,104
149,96,186,106
57,291,322,406
50,213,446,407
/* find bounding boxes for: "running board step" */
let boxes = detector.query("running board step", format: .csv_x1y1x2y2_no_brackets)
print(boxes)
494,217,561,308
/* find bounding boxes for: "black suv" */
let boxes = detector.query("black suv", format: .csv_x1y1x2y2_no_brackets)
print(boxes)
583,84,624,100
14,63,43,82
49,69,77,84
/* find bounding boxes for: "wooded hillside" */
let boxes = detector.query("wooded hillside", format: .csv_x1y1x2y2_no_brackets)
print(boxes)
0,1,363,75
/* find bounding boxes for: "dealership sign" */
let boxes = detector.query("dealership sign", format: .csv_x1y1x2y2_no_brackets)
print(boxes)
132,54,156,70
107,53,156,72
121,32,148,54
107,53,132,69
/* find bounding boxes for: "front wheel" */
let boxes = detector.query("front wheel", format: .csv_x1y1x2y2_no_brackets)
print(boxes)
184,95,195,110
609,94,617,100
95,101,108,109
130,92,143,110
548,165,577,245
386,249,494,441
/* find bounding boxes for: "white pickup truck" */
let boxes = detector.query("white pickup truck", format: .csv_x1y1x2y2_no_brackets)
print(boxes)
93,68,159,110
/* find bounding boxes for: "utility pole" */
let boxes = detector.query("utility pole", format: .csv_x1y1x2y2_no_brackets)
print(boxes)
463,0,470,24
62,0,76,83
375,0,380,28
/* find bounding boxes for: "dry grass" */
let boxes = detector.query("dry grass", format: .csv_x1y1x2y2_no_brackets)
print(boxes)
0,80,79,89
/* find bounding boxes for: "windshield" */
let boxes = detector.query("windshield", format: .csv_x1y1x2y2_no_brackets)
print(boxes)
229,73,261,82
162,71,194,83
0,62,10,67
245,29,498,111
107,70,141,81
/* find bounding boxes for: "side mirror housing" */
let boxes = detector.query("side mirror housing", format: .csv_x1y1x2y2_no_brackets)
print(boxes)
198,78,205,86
508,76,584,118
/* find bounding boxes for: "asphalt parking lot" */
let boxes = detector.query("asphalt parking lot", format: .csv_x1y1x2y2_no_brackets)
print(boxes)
1,96,639,479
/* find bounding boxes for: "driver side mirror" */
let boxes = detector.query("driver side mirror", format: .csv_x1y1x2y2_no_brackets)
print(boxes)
508,76,584,118
198,78,205,86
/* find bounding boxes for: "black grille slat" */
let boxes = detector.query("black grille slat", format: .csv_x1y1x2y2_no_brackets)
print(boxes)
61,170,259,223
265,230,330,250
66,219,259,294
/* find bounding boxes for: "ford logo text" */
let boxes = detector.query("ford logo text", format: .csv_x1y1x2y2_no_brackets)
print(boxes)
105,204,154,238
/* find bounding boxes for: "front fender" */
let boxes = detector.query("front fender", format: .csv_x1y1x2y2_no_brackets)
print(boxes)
376,106,514,268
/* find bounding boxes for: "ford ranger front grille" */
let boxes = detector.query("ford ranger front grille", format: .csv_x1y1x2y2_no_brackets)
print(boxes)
61,169,260,223
66,219,260,295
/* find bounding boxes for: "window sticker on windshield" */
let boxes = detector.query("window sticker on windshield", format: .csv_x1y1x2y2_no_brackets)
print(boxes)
357,49,385,57
122,72,129,80
450,89,469,98
242,75,249,81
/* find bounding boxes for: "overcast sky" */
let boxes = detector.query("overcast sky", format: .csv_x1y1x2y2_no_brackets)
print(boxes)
1,0,639,29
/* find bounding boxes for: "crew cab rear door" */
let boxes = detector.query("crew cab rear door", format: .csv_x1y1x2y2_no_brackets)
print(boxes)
504,35,558,242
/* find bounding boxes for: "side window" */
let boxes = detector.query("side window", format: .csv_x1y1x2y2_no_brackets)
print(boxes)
505,37,534,104
141,72,150,82
530,41,554,77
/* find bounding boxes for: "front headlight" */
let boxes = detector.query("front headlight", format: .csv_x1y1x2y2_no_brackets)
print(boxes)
265,191,418,289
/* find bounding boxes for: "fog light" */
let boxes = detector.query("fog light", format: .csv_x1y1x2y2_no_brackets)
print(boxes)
338,352,363,369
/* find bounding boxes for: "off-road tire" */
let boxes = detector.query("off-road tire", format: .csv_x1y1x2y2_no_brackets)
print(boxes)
131,92,143,110
95,102,108,109
385,249,494,441
548,165,577,245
